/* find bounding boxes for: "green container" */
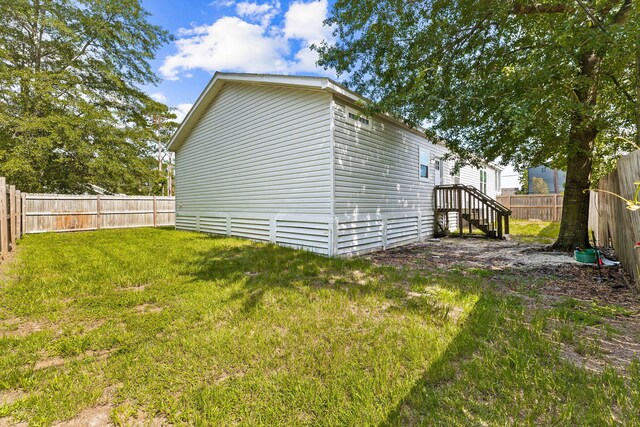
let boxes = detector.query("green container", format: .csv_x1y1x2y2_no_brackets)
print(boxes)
575,248,597,264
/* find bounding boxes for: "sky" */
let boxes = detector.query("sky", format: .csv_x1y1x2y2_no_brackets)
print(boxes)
140,0,336,122
140,0,521,188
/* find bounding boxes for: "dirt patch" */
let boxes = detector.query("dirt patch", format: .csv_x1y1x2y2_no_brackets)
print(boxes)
366,238,580,271
365,237,640,373
0,318,51,338
0,389,27,406
34,349,116,370
52,405,113,427
0,418,28,427
134,304,162,314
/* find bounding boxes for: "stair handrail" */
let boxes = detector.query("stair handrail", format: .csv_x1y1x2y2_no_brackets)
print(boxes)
435,184,511,215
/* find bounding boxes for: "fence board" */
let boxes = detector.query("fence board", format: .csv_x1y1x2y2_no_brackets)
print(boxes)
23,194,175,233
9,185,16,250
0,178,7,259
589,150,640,290
497,194,563,221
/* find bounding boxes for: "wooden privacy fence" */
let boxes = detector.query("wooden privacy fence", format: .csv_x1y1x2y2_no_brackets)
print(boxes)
0,177,22,260
497,194,564,222
23,194,175,233
589,150,640,289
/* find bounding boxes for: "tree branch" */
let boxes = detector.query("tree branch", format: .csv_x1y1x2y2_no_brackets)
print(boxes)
605,72,635,104
613,0,632,24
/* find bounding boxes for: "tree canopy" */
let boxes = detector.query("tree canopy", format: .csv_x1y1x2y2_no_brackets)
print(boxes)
316,0,639,249
0,0,177,194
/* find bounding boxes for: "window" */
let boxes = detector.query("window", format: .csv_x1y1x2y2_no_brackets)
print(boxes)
480,170,487,193
495,170,501,192
346,106,372,130
419,150,429,178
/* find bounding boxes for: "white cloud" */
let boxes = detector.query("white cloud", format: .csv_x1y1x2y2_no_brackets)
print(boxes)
173,103,194,123
283,0,331,44
236,1,280,27
160,17,289,80
210,0,235,8
160,0,333,81
150,92,168,103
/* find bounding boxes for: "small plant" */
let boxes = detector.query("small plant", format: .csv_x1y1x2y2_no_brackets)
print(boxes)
584,181,640,211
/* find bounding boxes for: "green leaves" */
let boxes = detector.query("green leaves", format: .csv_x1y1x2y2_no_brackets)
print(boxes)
316,0,638,173
0,0,176,194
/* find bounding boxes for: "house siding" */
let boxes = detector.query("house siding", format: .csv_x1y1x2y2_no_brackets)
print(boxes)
459,165,500,199
332,100,453,255
174,83,333,254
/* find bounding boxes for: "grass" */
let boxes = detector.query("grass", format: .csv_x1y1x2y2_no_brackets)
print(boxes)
508,219,561,244
0,228,638,426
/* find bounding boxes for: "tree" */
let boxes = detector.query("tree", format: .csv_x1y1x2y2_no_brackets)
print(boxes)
316,0,639,250
532,177,550,194
0,0,176,194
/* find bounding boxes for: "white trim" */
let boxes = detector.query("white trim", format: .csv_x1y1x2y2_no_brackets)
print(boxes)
329,101,337,256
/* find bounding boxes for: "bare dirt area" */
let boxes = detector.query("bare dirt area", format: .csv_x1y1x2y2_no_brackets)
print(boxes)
365,237,640,373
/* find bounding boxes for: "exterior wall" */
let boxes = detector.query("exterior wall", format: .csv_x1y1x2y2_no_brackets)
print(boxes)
459,165,501,199
174,79,505,257
332,100,453,255
174,83,334,254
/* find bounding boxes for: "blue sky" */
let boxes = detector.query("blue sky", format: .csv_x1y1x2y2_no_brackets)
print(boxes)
140,0,336,120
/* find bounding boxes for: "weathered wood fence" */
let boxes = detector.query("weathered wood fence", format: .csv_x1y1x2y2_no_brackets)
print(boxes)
497,194,563,222
0,177,22,260
0,176,176,262
589,150,640,289
24,194,175,233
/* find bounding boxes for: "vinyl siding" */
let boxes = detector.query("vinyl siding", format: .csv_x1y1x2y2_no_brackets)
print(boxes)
175,83,333,254
332,100,453,255
459,165,500,199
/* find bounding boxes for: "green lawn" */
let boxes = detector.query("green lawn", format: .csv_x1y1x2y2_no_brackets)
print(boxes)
508,219,561,244
0,228,638,426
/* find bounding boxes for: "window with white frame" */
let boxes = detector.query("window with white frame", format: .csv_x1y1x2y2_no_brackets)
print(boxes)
345,106,372,130
480,169,487,193
495,170,501,192
419,150,429,178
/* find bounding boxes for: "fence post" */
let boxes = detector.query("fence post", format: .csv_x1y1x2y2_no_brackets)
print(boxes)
0,178,7,259
15,190,21,239
21,193,26,236
457,188,463,237
9,185,16,250
554,194,559,222
96,195,101,230
153,196,157,227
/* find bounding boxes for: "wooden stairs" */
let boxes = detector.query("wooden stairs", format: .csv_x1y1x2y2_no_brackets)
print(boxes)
434,184,512,239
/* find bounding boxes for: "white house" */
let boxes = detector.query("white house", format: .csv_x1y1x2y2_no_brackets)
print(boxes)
168,73,503,256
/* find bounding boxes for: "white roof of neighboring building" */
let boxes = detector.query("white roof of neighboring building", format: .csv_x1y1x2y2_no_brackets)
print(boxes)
167,72,504,171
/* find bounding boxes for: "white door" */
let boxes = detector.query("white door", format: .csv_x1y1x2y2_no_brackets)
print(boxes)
434,159,442,186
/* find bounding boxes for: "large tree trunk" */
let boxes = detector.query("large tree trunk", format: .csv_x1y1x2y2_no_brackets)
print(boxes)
552,125,596,251
552,51,600,251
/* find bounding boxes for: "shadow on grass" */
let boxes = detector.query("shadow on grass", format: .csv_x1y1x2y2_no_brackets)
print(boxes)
182,236,456,319
378,272,639,425
379,293,497,426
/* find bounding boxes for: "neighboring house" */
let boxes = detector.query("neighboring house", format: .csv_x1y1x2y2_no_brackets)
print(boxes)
168,73,503,256
528,166,566,194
